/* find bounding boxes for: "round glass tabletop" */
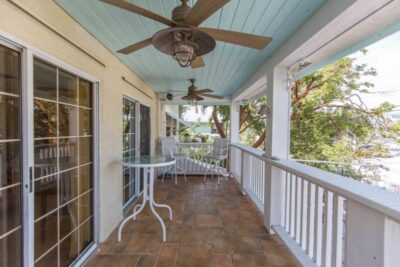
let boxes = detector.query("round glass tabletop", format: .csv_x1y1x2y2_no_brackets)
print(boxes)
120,155,176,168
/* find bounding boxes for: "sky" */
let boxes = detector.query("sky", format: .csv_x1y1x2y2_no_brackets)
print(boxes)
182,29,400,122
352,30,400,109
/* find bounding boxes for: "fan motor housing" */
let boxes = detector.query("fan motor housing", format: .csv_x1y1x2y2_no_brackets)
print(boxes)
172,1,191,22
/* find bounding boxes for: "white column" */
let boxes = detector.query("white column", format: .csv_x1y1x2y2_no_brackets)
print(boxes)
346,200,400,267
230,101,240,143
264,66,291,233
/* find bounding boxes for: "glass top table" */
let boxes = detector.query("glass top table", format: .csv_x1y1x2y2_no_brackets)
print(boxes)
120,155,176,168
118,155,175,242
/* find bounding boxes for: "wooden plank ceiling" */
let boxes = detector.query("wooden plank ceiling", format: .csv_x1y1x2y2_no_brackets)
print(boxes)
55,0,325,98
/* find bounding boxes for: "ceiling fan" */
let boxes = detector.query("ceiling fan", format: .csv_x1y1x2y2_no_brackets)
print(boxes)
179,79,224,104
159,79,223,104
100,0,272,68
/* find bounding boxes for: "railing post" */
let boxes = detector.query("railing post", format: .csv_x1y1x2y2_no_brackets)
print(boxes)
346,200,400,266
230,101,240,143
264,66,291,234
240,150,246,195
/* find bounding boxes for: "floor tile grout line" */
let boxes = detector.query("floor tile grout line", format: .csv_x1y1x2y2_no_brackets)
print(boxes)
173,243,179,267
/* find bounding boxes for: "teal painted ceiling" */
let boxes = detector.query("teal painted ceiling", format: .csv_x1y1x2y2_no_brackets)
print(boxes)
55,0,325,97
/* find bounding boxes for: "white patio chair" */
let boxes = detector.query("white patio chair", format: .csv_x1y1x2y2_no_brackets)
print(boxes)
160,137,188,184
203,138,229,184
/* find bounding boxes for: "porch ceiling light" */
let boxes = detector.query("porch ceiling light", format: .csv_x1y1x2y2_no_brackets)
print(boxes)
152,27,215,68
170,31,198,67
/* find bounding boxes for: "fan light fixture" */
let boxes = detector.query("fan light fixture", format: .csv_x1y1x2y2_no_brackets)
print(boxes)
103,0,273,69
170,31,198,67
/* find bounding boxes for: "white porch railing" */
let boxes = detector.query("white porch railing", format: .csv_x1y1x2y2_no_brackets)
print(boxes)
230,143,265,212
230,142,400,267
176,142,214,174
160,142,228,176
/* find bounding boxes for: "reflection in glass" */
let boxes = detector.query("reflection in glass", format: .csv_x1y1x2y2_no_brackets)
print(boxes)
79,108,91,136
0,94,20,140
59,199,78,239
60,169,78,205
34,139,58,178
79,137,92,165
0,229,22,267
34,246,57,267
79,79,91,108
79,191,92,224
122,98,137,205
0,45,20,95
0,185,21,236
34,99,57,138
59,70,77,105
34,60,57,101
124,185,130,203
34,176,57,219
0,141,21,187
59,104,78,137
34,210,58,260
59,231,78,267
32,59,94,264
79,218,93,254
0,44,21,267
59,138,78,171
79,164,92,195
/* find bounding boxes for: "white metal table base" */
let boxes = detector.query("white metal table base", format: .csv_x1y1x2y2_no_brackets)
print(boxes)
117,167,172,242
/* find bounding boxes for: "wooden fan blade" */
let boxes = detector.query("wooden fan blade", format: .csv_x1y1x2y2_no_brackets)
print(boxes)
191,56,205,68
100,0,177,27
199,27,272,50
196,89,213,94
117,38,153,54
195,96,205,101
181,96,189,100
200,93,224,99
184,0,230,26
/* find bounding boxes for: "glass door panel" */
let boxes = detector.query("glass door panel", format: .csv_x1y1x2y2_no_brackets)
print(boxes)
122,98,137,206
139,105,150,192
33,59,94,266
0,44,22,267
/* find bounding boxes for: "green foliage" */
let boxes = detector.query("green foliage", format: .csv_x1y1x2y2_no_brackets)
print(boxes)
291,56,399,178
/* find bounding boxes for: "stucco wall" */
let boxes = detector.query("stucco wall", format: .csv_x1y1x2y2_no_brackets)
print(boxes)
0,0,160,242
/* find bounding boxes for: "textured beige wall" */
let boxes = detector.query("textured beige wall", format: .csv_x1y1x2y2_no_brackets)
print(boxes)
0,0,161,242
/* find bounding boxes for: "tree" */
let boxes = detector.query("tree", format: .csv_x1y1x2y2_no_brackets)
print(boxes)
210,97,267,147
290,56,399,177
210,54,399,179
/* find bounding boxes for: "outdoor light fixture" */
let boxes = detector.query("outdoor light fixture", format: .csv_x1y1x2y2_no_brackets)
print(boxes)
170,31,199,67
189,97,197,106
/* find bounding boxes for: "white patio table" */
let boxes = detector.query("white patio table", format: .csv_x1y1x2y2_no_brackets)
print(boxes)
118,155,176,242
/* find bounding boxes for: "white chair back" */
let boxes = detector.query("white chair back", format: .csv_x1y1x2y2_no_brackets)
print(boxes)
212,138,229,157
160,137,178,156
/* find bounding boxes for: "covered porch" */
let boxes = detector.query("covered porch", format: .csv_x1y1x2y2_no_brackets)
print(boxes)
0,0,400,266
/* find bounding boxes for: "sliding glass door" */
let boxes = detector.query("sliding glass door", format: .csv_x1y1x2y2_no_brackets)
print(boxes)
122,97,138,206
0,39,96,267
0,42,23,267
121,101,150,206
33,59,94,266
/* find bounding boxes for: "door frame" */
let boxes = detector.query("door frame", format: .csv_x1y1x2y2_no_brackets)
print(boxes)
0,31,100,267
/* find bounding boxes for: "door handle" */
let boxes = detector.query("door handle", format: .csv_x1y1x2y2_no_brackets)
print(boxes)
29,166,33,193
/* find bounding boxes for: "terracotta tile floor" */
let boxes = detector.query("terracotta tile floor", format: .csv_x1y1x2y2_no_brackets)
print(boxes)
85,176,298,267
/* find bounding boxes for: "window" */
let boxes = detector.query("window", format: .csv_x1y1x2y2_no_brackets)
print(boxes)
166,114,177,137
122,97,137,205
